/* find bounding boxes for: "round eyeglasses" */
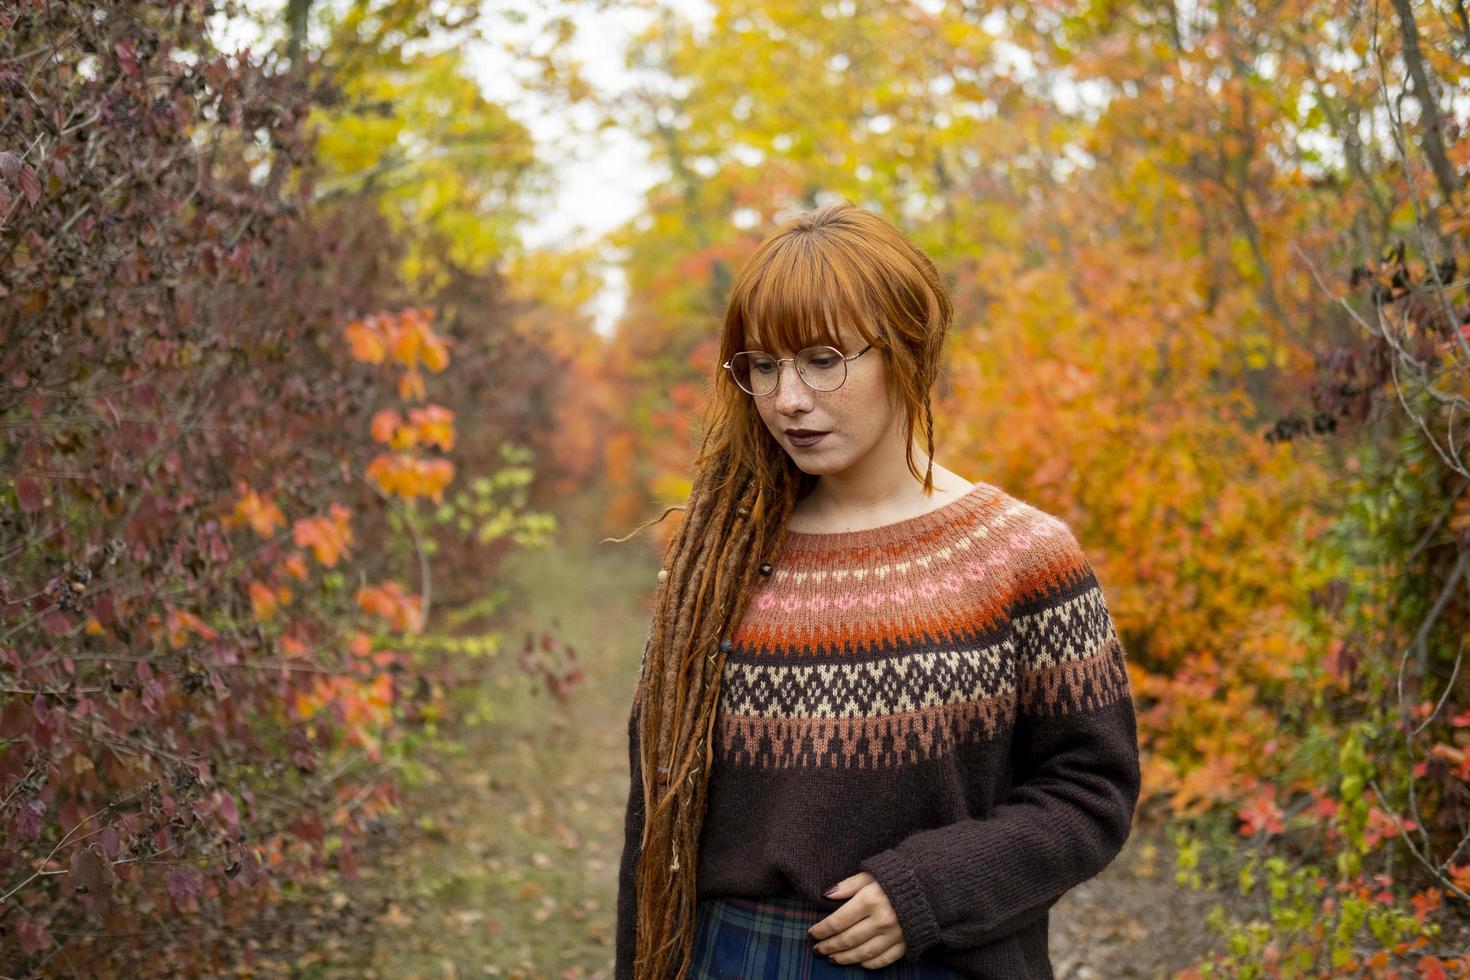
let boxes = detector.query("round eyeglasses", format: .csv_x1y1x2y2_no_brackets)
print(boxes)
722,344,874,397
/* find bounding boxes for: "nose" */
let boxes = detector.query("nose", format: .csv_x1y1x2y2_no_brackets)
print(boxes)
771,359,814,413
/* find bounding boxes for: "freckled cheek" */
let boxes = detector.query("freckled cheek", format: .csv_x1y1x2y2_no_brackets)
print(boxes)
756,403,781,434
752,387,875,440
819,393,857,428
825,380,886,433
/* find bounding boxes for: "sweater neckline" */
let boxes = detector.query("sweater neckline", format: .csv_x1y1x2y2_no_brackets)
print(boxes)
780,480,1000,553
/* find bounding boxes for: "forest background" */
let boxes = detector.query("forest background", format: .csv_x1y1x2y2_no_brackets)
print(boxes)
2,0,1470,976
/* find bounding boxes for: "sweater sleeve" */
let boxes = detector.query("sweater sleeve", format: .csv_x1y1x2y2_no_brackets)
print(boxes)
614,664,647,979
857,524,1141,959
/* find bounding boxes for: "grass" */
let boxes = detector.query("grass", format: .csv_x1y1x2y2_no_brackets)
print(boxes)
303,513,658,979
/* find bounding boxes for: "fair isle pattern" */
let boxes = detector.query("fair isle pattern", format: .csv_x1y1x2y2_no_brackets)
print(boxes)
713,482,1130,769
720,646,1014,717
756,495,1063,590
617,480,1144,980
1012,584,1131,717
717,645,1018,768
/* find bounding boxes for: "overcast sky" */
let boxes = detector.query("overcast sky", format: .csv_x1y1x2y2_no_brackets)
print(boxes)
467,0,714,335
217,1,713,335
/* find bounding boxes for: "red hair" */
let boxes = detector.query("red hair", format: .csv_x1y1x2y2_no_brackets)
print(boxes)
619,199,955,979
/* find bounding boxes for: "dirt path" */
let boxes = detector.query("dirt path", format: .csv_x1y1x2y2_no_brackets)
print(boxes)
304,520,1221,979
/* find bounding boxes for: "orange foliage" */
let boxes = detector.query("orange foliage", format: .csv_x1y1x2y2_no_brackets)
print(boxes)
369,404,456,451
226,487,288,538
364,453,455,503
343,306,451,374
164,608,219,649
248,580,280,622
293,503,355,567
356,581,426,633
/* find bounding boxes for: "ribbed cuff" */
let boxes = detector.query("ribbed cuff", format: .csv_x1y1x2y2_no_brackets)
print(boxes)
858,848,942,960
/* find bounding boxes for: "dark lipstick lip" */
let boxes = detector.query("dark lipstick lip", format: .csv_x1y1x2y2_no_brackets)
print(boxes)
785,429,829,437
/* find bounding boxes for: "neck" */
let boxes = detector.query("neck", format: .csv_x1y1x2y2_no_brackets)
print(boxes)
798,436,959,527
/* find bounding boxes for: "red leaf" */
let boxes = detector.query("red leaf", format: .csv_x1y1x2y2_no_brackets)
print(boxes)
1420,955,1448,980
339,842,357,879
114,41,139,76
15,475,44,512
69,843,115,911
94,590,117,628
1236,788,1285,837
216,791,239,830
16,163,40,206
16,915,51,955
166,866,201,908
15,798,46,840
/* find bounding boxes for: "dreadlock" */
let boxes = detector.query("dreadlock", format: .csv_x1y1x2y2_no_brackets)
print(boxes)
604,199,952,978
623,443,799,978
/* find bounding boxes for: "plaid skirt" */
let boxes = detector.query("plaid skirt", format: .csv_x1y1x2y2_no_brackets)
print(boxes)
687,894,968,979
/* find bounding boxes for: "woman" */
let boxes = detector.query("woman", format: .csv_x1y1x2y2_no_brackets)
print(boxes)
612,201,1141,979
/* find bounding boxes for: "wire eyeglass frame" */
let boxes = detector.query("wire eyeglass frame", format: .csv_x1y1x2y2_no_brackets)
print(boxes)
721,343,875,396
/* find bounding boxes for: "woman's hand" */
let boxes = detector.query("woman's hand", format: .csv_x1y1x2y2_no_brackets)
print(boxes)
807,871,908,968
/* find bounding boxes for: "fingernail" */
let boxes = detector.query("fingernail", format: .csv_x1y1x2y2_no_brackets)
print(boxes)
823,885,838,897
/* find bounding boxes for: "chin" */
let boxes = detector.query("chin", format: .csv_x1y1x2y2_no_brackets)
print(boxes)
789,455,846,475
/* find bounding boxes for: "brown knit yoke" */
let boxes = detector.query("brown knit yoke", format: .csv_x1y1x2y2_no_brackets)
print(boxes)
615,481,1142,979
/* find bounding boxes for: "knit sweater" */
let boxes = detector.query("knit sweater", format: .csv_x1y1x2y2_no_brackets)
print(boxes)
615,481,1141,979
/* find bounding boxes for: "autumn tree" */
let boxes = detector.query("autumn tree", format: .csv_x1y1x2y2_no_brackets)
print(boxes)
595,0,1470,969
0,0,576,970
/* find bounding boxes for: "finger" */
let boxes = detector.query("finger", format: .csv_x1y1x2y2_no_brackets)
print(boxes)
821,870,871,900
808,877,874,941
812,915,880,956
807,902,857,942
827,933,900,967
859,943,907,970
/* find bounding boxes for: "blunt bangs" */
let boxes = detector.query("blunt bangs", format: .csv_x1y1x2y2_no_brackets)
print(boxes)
732,235,882,356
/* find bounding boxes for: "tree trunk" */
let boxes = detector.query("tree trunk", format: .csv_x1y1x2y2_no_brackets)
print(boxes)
1390,0,1461,204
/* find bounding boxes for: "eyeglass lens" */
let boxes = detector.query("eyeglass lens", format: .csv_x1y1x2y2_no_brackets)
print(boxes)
729,347,847,396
